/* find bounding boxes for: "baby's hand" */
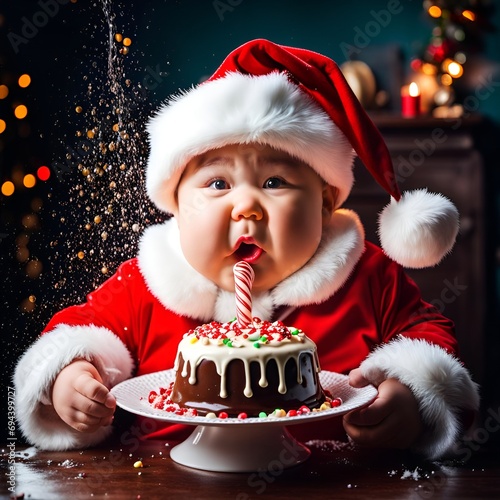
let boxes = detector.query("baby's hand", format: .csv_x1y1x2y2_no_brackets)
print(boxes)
52,359,116,433
343,368,423,449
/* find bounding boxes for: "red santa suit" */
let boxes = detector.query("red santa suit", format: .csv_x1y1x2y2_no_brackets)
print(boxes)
14,210,478,459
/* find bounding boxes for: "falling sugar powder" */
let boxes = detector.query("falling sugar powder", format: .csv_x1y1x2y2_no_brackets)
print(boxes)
38,0,166,320
58,459,81,468
305,439,356,452
400,467,422,480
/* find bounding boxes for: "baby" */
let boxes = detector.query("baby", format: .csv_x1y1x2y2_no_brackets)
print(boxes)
15,39,479,458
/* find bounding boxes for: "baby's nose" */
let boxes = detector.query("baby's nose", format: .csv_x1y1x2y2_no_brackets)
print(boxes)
231,188,263,220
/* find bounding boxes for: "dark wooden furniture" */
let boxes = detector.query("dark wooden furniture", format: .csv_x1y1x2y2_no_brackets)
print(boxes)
2,438,499,499
345,113,486,383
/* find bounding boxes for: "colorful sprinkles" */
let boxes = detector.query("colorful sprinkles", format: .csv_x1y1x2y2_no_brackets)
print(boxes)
147,383,342,419
182,318,304,348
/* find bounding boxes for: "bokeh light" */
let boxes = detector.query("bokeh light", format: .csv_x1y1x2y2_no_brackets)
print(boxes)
14,104,28,119
448,61,464,78
26,259,43,279
37,165,51,181
1,181,15,196
428,6,442,18
462,10,475,21
23,173,36,188
18,74,31,88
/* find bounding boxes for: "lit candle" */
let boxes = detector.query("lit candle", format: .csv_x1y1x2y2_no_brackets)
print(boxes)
401,82,421,118
233,261,254,327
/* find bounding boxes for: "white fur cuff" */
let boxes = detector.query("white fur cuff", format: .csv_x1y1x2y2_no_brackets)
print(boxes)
360,336,479,460
14,324,134,451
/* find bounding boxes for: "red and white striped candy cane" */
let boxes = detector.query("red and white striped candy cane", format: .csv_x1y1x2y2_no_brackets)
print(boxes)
233,261,254,327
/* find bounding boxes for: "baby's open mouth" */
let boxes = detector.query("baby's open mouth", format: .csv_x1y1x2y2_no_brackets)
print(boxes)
235,243,263,263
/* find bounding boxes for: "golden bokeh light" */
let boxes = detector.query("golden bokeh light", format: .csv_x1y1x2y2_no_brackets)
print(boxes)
18,74,31,88
23,173,36,188
441,73,453,86
20,298,36,313
462,10,475,21
0,119,6,134
428,6,442,18
16,247,29,263
14,104,28,119
26,259,43,279
1,181,15,196
422,63,437,76
21,213,40,230
448,61,464,78
0,85,8,99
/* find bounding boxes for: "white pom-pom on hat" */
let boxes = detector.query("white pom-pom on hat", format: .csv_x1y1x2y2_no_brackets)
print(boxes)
378,189,459,268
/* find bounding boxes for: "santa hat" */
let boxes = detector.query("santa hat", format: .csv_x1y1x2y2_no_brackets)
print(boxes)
146,39,458,269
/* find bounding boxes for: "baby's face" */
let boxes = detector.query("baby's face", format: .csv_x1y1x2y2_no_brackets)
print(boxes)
174,143,334,292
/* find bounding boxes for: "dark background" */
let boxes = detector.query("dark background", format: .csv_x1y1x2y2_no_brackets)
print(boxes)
1,0,499,444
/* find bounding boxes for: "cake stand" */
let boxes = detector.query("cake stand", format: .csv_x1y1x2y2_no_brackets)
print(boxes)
111,369,377,473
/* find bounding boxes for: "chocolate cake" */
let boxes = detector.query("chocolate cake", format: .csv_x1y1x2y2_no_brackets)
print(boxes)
169,318,326,417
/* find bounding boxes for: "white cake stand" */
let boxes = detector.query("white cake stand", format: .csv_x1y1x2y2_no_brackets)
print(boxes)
111,369,377,472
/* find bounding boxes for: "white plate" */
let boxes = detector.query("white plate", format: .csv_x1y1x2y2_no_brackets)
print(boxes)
112,370,377,472
112,369,377,427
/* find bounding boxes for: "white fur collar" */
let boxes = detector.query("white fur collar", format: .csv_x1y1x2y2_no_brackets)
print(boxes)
137,209,365,322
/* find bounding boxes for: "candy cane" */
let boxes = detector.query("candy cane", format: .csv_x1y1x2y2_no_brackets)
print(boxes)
233,261,254,327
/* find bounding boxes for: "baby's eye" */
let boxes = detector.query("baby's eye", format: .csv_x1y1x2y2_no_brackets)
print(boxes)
264,177,286,189
208,179,229,190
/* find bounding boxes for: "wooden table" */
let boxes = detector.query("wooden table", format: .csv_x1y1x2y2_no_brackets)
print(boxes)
2,436,499,499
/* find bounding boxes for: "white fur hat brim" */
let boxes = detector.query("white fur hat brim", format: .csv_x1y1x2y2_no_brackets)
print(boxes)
146,71,355,214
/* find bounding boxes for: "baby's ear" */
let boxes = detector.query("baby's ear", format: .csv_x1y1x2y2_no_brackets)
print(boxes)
321,185,337,224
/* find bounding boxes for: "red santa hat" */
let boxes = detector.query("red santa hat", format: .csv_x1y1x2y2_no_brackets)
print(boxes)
146,39,458,268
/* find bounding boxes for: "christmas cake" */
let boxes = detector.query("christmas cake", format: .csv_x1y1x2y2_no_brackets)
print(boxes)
168,318,327,417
